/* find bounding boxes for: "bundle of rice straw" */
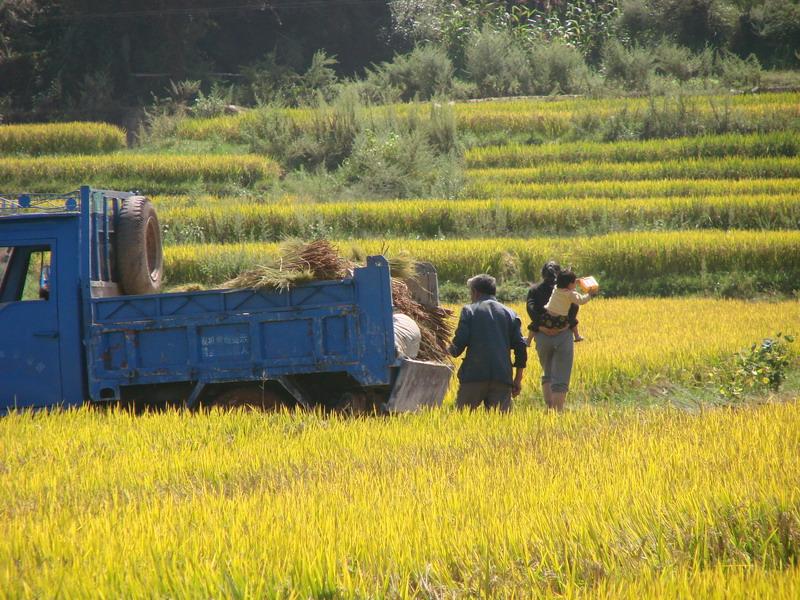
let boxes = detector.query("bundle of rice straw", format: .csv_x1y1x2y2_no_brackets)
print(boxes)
224,239,350,291
391,278,453,364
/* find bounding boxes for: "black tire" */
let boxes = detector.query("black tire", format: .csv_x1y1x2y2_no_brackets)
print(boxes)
116,196,163,295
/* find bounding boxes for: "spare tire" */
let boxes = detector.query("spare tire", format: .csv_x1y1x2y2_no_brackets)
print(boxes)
116,196,163,295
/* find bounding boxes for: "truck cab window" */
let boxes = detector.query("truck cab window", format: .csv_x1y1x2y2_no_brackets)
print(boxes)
0,246,52,302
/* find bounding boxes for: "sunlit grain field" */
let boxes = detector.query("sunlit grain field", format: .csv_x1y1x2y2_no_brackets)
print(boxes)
3,90,800,598
2,402,799,598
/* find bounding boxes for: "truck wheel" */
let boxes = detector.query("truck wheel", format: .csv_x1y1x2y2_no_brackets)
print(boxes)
116,196,163,295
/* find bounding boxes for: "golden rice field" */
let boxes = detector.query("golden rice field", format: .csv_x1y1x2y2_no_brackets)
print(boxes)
466,156,800,184
0,153,280,193
500,297,800,399
154,194,800,241
465,176,800,199
0,121,126,156
2,90,800,599
1,399,798,598
161,231,800,289
465,131,800,168
175,91,800,141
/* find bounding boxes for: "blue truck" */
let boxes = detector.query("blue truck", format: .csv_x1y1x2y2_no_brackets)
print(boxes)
0,187,452,412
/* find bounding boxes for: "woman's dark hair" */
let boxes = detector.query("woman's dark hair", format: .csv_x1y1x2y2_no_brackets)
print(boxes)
541,261,560,282
467,274,497,296
556,269,577,289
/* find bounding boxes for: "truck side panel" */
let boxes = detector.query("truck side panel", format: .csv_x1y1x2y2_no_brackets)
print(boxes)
86,256,396,401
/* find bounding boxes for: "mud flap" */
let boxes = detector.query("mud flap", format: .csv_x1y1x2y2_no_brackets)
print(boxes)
385,359,453,413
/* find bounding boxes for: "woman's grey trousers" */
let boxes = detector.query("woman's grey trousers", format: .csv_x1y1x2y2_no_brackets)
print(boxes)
533,329,574,393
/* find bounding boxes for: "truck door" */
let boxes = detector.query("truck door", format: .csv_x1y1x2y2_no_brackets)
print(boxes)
0,242,63,409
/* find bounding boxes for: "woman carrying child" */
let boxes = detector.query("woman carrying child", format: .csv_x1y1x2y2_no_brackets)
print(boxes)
526,263,597,411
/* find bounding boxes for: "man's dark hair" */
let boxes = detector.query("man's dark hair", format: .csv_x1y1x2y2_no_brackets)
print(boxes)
541,261,560,282
468,274,497,296
556,269,577,289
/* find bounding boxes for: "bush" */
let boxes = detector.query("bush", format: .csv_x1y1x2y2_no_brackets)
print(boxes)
426,102,460,155
602,40,656,90
715,51,763,90
295,51,340,105
240,52,298,106
242,105,304,165
529,41,592,94
654,42,713,82
244,89,362,171
711,333,795,400
616,0,656,46
465,27,533,97
190,84,233,119
654,0,739,51
749,0,800,67
366,46,455,102
342,127,438,198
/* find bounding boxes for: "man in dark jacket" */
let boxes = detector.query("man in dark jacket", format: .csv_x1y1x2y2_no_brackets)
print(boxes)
448,274,527,412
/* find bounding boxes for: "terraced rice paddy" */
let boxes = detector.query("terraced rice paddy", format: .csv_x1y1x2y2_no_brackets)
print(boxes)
1,91,799,598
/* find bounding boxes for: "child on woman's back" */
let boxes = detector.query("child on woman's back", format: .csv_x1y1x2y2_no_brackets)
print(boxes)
544,269,595,342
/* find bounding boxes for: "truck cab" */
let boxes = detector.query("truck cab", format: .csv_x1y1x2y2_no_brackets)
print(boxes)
0,187,451,412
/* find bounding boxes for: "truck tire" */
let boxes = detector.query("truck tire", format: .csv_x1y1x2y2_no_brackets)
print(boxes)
116,196,163,295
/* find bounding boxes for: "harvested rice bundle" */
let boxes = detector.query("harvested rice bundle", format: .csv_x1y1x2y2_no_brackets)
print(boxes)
391,278,453,364
223,239,349,291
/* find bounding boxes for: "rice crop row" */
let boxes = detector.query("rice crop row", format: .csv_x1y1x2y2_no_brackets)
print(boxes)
154,195,800,243
175,92,800,142
464,177,800,199
0,154,280,194
467,157,800,185
0,122,126,156
505,297,800,397
162,231,800,293
2,392,799,597
466,131,800,168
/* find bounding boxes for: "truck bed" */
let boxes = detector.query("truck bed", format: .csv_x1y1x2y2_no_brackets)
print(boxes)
86,256,397,402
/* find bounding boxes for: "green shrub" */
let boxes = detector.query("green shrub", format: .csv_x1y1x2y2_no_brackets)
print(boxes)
295,50,340,105
240,52,297,106
426,102,460,155
602,40,656,90
654,42,713,82
616,0,655,46
529,41,592,94
190,84,234,119
465,27,533,97
749,0,800,67
711,333,795,400
242,106,304,165
716,51,763,90
366,46,455,102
